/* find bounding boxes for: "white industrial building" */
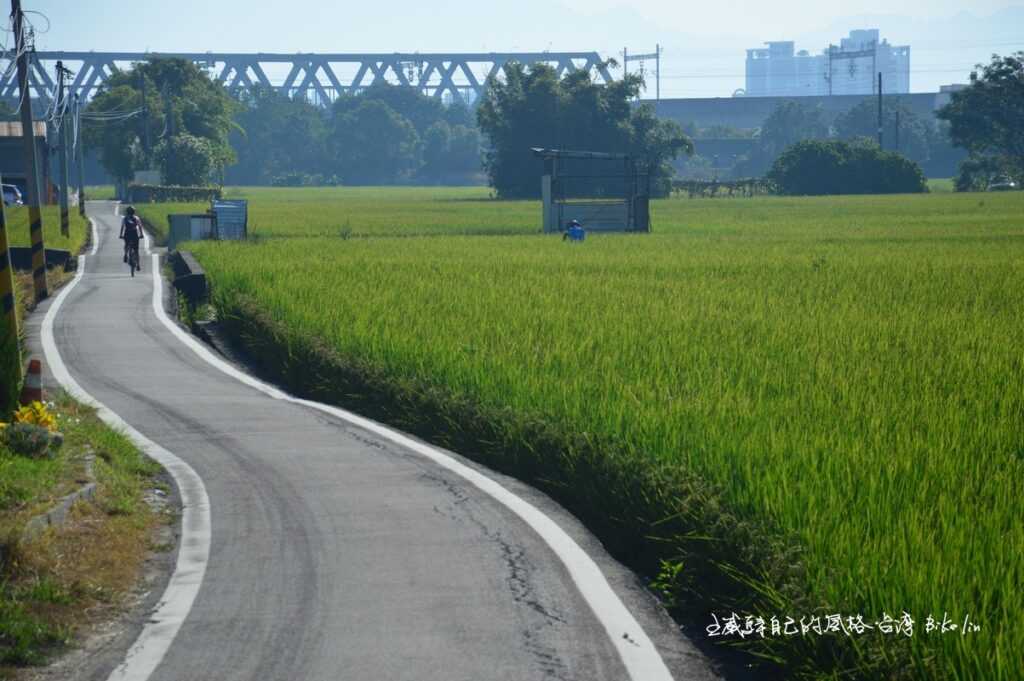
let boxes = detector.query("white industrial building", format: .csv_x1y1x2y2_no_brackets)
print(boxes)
744,30,910,97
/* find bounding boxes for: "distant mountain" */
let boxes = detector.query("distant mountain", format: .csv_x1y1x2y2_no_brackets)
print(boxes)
798,5,1024,49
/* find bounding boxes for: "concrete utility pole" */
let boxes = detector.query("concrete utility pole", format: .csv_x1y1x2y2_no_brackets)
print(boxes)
139,69,151,157
163,82,174,183
894,107,900,155
877,72,884,149
56,61,70,237
12,0,47,301
75,95,85,216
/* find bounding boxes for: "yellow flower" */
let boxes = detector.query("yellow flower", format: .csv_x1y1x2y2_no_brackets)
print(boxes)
13,401,57,431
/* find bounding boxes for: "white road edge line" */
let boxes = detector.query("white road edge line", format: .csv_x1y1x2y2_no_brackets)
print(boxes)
41,207,212,681
144,224,675,679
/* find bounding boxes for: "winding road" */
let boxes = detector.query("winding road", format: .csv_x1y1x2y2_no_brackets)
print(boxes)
30,202,720,681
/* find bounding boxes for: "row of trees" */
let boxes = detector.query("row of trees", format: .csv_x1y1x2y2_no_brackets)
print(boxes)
678,52,1023,191
86,58,483,187
86,58,693,197
228,84,481,186
720,98,953,179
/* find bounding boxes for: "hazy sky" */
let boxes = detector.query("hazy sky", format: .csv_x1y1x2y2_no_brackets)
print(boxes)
19,0,1024,98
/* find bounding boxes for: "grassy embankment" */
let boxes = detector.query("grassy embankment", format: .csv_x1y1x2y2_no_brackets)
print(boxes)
5,206,89,255
83,186,116,201
926,178,954,193
5,204,90,350
157,187,1022,679
0,394,164,675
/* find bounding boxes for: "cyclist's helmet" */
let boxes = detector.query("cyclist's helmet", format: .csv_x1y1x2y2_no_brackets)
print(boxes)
125,205,136,216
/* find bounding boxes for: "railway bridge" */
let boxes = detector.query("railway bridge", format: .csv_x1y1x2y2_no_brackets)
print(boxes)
1,50,614,106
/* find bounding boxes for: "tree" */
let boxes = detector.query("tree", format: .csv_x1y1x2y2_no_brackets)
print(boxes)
84,58,237,185
695,125,756,139
154,133,215,186
419,121,482,184
421,121,452,181
327,85,482,185
733,101,828,177
759,101,829,156
227,87,328,185
355,83,447,135
331,100,420,185
835,99,931,163
476,62,691,198
768,139,926,196
937,52,1024,187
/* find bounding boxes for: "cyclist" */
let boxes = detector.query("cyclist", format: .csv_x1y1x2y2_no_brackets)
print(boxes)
120,206,144,271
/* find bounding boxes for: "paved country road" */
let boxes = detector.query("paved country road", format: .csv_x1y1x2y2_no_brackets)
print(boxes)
31,202,721,681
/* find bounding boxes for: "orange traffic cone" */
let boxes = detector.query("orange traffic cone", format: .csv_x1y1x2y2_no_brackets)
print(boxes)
19,358,42,405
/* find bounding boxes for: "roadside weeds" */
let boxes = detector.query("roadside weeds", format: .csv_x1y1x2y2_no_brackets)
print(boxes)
0,392,173,677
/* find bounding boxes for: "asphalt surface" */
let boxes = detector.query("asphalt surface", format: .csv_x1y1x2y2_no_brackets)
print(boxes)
34,202,721,681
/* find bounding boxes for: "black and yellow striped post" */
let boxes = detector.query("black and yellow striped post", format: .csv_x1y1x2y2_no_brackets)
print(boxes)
0,173,22,410
25,207,47,302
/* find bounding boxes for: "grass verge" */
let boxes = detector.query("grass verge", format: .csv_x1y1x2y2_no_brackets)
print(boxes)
5,208,89,256
0,393,164,674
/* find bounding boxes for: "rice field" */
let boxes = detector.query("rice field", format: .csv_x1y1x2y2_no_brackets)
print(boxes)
172,187,1023,680
140,185,1021,242
5,205,89,255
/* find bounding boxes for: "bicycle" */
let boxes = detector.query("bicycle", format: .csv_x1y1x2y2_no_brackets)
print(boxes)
127,242,140,277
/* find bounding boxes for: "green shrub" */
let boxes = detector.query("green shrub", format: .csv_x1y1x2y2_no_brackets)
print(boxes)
769,139,927,195
126,184,222,203
954,154,1018,192
154,132,216,186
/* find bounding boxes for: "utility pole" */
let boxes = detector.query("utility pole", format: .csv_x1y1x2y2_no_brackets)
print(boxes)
163,82,174,184
75,95,86,216
139,69,151,158
655,43,661,103
56,61,70,237
894,107,900,155
0,170,21,398
12,0,47,302
877,72,883,150
623,46,661,101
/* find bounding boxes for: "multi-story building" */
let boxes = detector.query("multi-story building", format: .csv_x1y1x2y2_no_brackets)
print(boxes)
744,29,910,97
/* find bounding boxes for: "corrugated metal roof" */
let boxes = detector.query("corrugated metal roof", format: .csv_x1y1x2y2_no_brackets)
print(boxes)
0,121,47,138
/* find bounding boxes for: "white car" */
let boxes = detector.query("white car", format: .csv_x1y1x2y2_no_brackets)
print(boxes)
987,177,1019,192
2,184,23,206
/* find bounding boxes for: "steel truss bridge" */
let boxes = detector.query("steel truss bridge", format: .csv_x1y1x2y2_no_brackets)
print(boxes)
2,51,614,106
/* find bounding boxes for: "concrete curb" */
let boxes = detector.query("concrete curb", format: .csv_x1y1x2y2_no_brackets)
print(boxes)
22,450,97,542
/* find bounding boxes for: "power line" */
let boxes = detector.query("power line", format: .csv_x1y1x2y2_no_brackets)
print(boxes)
659,66,997,80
